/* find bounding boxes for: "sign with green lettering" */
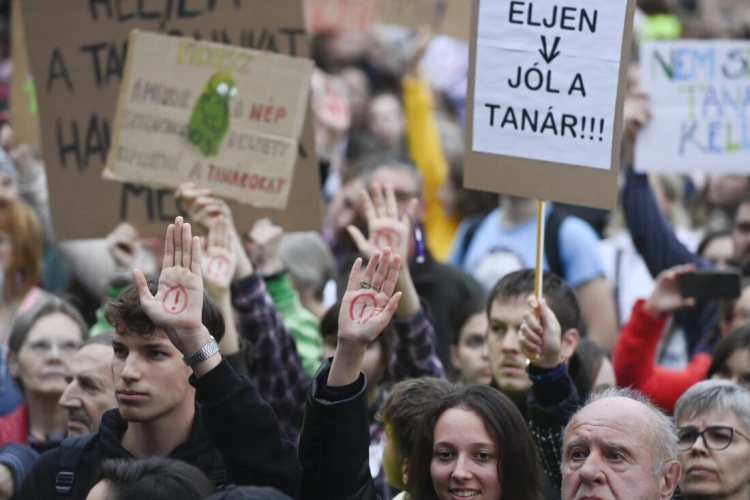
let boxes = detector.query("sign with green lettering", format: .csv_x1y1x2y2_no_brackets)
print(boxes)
23,0,320,239
106,31,313,208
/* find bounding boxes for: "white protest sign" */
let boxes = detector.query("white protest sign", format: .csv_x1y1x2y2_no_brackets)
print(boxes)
635,40,750,174
471,0,629,170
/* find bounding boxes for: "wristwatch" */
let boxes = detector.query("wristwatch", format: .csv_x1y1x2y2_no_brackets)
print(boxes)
182,336,220,367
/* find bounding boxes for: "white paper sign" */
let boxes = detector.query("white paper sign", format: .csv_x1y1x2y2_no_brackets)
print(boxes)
635,40,750,174
471,0,629,170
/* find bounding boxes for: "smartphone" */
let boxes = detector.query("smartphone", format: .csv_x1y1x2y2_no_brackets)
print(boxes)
679,269,741,300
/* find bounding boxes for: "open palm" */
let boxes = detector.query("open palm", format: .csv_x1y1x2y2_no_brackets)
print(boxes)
202,217,237,294
338,248,403,347
133,217,205,351
347,182,415,261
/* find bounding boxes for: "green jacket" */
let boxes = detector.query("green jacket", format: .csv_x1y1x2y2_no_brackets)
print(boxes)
265,274,323,377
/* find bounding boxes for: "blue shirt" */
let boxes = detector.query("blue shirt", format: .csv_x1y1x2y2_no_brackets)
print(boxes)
450,205,605,292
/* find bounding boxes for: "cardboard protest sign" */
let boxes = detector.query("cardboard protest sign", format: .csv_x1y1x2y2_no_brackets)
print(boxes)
304,0,471,39
635,40,750,174
22,0,320,240
377,0,472,40
10,0,40,144
464,0,636,210
304,0,375,33
106,31,313,209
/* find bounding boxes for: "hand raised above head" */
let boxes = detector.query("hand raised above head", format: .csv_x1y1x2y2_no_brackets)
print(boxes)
347,182,416,262
132,216,206,355
202,216,237,296
337,248,403,349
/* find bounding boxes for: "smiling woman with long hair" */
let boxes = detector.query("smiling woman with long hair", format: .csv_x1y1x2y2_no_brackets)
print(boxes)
407,385,543,500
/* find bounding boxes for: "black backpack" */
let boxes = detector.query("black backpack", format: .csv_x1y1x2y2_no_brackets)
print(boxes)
455,205,569,279
54,434,227,498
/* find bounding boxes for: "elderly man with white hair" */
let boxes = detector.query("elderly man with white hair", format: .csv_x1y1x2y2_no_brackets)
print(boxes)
674,379,750,500
561,387,682,500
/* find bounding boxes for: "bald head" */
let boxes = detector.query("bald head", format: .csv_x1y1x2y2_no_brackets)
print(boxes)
561,388,681,500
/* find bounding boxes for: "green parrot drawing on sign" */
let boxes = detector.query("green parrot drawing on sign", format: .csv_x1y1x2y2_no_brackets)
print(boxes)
187,72,237,156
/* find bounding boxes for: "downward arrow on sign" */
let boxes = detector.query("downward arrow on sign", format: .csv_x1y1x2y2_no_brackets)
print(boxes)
539,35,561,64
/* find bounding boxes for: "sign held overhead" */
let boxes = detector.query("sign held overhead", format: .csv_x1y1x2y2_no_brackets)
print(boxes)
636,40,750,174
464,0,636,210
106,31,313,208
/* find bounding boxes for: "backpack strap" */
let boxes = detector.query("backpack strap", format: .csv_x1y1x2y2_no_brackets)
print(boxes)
543,205,569,279
456,211,492,269
55,433,97,498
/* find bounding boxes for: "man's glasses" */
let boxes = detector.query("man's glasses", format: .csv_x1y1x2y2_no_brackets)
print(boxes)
677,425,750,451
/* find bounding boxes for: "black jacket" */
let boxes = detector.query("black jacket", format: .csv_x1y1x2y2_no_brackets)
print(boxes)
18,359,301,499
299,359,378,500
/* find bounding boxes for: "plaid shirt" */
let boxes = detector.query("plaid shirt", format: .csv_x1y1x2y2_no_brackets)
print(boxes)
232,274,445,459
231,274,310,445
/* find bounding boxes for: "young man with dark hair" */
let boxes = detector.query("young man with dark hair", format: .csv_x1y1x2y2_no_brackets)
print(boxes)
18,217,301,499
486,269,583,408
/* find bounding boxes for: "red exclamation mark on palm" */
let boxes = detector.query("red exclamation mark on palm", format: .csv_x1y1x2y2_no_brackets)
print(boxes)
163,285,188,315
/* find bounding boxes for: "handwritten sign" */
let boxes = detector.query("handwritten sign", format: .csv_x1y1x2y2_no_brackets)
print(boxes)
464,0,635,210
304,0,375,33
106,31,313,208
635,40,750,174
9,0,40,144
377,0,471,39
304,0,471,39
22,0,321,240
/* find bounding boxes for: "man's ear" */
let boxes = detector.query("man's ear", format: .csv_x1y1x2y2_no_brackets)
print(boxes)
560,328,579,362
660,461,682,499
7,351,19,378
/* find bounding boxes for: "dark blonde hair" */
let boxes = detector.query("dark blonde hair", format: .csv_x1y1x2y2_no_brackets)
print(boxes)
0,200,42,300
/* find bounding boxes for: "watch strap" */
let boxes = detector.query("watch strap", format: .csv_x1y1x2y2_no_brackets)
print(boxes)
182,336,220,367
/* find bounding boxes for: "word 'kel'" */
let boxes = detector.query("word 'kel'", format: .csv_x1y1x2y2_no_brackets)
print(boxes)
636,40,750,175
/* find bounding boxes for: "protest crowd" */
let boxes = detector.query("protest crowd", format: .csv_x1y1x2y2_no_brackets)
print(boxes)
1,0,750,499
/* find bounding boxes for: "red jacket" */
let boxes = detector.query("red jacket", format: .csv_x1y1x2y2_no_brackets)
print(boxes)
614,300,712,414
0,403,28,447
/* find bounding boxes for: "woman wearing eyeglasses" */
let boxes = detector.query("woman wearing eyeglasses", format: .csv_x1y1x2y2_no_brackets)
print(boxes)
0,296,89,452
674,379,750,500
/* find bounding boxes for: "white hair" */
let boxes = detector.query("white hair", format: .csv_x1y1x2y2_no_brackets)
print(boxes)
563,387,677,478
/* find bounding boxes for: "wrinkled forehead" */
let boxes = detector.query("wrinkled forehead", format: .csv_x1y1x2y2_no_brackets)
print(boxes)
565,398,652,445
73,344,114,370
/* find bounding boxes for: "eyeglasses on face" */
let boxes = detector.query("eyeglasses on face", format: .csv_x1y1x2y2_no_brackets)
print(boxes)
677,425,750,452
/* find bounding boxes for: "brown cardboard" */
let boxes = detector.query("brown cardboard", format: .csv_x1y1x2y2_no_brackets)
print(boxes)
304,0,375,33
377,0,471,39
106,31,313,209
463,0,636,210
10,0,40,144
22,0,321,239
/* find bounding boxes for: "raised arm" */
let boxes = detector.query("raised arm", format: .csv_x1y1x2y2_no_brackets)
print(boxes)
347,183,445,379
132,217,301,496
299,250,401,500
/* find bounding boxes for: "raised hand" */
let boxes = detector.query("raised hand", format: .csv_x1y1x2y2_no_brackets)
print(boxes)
248,218,284,276
106,222,140,271
132,217,205,355
338,248,403,348
518,296,564,370
175,182,233,230
202,216,237,296
347,182,416,262
645,264,697,317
